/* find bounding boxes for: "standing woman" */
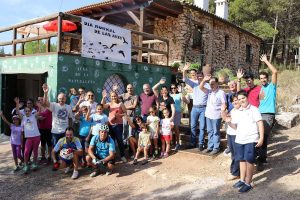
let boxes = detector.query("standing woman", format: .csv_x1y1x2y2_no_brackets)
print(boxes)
101,90,128,162
36,97,53,164
169,83,188,150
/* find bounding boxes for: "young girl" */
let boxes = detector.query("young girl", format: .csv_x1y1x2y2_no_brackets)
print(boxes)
133,123,151,165
75,105,92,166
146,106,160,158
16,97,41,174
221,94,241,180
0,111,23,171
160,108,174,158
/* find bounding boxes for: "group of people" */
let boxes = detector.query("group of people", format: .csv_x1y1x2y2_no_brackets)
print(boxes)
1,54,277,193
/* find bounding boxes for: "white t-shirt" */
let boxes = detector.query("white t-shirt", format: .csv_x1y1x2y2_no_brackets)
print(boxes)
49,103,73,134
231,104,262,144
226,109,238,136
20,108,37,116
79,101,98,114
91,113,109,135
147,115,160,134
22,114,40,138
160,118,174,136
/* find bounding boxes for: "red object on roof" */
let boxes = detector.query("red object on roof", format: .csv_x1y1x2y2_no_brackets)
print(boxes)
43,20,77,32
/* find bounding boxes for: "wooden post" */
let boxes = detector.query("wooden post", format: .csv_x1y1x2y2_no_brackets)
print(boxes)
138,8,144,62
21,35,25,55
46,38,51,53
12,28,17,56
166,41,169,66
57,13,63,52
147,43,151,63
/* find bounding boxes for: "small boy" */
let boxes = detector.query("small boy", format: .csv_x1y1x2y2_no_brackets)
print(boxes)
226,90,264,193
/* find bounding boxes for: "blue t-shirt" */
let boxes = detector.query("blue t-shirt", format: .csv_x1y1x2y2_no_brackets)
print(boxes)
259,82,277,114
91,113,109,135
170,93,181,112
90,135,115,159
79,115,92,137
226,92,236,112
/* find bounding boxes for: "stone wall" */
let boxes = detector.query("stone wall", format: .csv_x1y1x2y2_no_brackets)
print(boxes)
152,6,261,74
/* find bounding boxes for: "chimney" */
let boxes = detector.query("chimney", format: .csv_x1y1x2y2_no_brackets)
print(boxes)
215,0,229,20
194,0,209,11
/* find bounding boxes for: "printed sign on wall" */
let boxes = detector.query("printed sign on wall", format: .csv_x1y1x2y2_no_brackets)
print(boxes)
81,17,131,65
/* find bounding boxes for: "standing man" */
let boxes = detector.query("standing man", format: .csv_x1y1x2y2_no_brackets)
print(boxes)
120,84,138,141
42,84,73,145
237,69,261,108
257,54,278,171
139,84,158,122
182,65,210,150
73,90,98,114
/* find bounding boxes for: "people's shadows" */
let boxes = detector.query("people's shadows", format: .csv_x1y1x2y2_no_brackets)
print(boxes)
116,160,162,178
253,129,300,187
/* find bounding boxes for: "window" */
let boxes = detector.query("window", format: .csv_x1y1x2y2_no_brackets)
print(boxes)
246,44,253,63
192,25,204,49
225,35,229,50
102,74,126,102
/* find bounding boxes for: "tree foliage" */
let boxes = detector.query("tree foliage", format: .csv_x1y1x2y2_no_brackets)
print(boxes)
16,41,56,55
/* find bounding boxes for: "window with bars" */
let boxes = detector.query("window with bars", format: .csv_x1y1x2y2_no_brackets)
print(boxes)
103,74,126,102
246,44,253,63
225,35,229,50
192,25,204,49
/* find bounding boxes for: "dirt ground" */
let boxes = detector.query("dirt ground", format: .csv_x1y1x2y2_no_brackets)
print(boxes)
0,125,299,200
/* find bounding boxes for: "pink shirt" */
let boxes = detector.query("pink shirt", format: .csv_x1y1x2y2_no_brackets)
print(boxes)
139,92,157,116
205,88,226,119
244,86,261,108
108,103,124,125
38,109,52,129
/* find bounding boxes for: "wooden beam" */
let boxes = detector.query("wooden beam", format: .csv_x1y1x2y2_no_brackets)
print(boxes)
46,38,51,53
0,41,13,46
152,2,182,15
132,45,168,55
13,33,57,44
144,8,169,19
57,14,62,52
63,13,82,22
142,39,164,44
21,35,25,55
126,11,141,26
93,3,147,18
112,2,124,9
12,28,17,56
99,16,105,21
131,29,169,42
0,13,59,33
138,7,144,62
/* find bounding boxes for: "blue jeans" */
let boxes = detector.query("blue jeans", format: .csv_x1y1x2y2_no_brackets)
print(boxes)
190,107,206,147
227,135,240,176
206,118,221,150
110,124,125,157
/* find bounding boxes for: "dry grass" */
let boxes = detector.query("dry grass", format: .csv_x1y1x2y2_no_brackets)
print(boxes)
277,70,300,111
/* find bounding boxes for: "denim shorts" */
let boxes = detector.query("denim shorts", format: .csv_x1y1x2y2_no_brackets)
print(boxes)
235,142,257,164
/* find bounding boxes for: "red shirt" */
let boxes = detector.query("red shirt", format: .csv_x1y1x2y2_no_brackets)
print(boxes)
38,109,52,129
139,92,157,116
244,86,261,108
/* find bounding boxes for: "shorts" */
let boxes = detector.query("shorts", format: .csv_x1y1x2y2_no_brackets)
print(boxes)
95,155,115,166
40,128,52,147
173,111,181,126
139,144,151,148
60,157,73,165
149,131,158,139
235,142,257,164
160,135,171,141
79,135,87,150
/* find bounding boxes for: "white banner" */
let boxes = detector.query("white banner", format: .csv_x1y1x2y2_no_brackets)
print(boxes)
81,17,131,64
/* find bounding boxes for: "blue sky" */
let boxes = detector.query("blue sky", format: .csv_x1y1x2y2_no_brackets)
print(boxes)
0,0,104,53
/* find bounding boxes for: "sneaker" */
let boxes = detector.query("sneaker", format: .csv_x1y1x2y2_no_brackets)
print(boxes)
141,159,148,165
90,169,100,177
133,159,138,165
18,162,24,167
239,184,252,193
130,155,135,160
105,170,112,176
64,166,71,174
39,157,47,165
23,165,30,174
52,162,60,171
224,147,231,154
209,149,219,155
160,152,165,158
121,156,127,163
71,170,79,179
13,165,21,172
163,153,169,158
31,163,38,171
233,180,246,188
199,145,204,151
174,144,181,151
202,149,212,154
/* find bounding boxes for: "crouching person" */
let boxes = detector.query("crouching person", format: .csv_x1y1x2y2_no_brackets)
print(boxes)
52,127,83,179
87,124,116,177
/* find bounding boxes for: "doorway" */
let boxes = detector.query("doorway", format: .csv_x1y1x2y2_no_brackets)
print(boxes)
1,73,46,134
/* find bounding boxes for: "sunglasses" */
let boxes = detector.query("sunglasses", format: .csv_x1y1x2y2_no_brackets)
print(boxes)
171,87,176,89
88,95,94,97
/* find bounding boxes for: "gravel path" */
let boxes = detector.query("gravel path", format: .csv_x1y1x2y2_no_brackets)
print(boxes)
0,126,299,200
